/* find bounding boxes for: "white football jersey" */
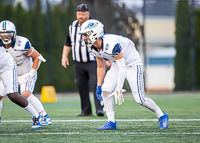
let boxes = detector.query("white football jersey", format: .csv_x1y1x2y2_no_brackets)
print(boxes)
0,36,33,76
89,34,142,66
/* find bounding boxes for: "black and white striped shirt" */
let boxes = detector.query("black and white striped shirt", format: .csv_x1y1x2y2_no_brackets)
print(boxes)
65,20,95,62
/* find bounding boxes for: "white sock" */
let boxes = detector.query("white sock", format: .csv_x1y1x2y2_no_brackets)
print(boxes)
102,91,115,122
106,112,115,123
23,102,39,117
27,94,47,116
0,100,2,117
141,97,164,118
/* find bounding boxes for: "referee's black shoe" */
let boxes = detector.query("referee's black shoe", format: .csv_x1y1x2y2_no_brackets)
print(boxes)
97,110,104,116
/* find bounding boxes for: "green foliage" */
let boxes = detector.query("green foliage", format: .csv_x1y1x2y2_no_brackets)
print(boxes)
0,1,77,92
0,0,3,21
1,3,15,22
174,0,191,90
49,1,76,91
30,0,47,91
64,0,76,27
175,1,200,90
195,9,200,89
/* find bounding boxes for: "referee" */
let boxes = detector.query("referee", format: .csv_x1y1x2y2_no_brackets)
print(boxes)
61,3,104,116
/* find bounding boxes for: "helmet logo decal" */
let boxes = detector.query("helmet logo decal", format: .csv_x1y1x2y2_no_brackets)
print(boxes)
87,22,96,29
18,41,21,46
105,44,109,50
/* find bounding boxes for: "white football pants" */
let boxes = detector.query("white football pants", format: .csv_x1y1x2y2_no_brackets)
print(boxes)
0,62,18,96
102,64,164,118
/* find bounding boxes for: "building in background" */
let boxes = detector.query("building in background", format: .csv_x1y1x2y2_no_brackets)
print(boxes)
146,47,176,92
138,1,177,92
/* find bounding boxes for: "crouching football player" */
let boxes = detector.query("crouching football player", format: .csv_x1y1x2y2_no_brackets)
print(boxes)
0,47,42,129
80,19,169,130
0,20,52,126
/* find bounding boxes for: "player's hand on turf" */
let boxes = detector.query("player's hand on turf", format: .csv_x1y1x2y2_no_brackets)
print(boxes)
96,86,103,101
109,88,126,105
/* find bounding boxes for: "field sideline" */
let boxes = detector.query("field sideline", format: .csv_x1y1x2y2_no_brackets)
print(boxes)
0,92,200,143
2,119,200,122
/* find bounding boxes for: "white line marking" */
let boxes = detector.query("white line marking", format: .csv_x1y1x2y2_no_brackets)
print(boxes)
2,119,200,123
1,132,200,135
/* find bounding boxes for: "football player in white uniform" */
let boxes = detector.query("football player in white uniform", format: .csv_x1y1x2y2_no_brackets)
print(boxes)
80,19,169,130
0,20,52,125
0,47,42,129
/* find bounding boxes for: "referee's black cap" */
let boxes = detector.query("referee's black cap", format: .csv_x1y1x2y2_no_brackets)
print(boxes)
76,4,89,11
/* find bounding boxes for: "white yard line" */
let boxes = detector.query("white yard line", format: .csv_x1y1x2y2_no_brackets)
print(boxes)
2,119,200,123
1,132,200,135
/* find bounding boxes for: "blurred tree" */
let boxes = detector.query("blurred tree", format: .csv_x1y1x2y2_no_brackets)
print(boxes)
1,3,15,22
195,9,200,89
0,0,142,92
73,0,140,91
62,0,77,91
29,0,47,91
62,0,76,36
14,3,31,38
73,0,140,48
0,0,3,21
174,0,191,90
0,0,78,92
49,2,76,91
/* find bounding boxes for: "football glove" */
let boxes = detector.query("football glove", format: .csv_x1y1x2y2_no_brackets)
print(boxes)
20,73,32,85
21,69,36,85
96,86,103,101
29,68,36,77
109,88,126,105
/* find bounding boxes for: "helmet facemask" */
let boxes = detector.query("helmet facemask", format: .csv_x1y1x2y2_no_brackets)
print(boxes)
0,31,15,45
0,20,16,45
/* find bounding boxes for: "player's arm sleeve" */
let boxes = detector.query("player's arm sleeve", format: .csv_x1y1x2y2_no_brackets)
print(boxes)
27,47,46,77
116,57,126,90
113,43,126,90
96,57,106,86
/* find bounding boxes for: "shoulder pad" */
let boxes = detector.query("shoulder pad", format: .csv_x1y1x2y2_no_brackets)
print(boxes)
112,43,122,56
13,36,32,51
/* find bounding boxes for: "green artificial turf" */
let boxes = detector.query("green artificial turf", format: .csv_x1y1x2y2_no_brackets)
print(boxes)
0,92,200,143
